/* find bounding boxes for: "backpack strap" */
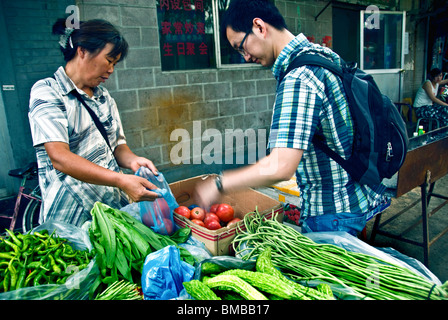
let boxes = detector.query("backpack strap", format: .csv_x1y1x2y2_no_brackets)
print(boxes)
279,53,344,83
278,53,352,173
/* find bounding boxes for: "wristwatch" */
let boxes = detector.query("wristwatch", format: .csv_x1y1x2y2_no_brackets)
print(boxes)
214,174,224,193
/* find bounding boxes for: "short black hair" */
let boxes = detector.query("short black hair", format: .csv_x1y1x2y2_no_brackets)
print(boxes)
429,68,442,80
220,0,287,41
53,18,128,62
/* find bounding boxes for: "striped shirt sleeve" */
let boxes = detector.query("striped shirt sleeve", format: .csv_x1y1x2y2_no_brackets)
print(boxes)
268,66,323,151
29,79,70,147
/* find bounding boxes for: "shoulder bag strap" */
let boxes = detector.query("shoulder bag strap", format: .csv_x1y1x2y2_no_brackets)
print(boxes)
70,89,112,151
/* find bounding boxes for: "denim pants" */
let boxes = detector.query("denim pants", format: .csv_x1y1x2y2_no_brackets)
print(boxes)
300,211,367,236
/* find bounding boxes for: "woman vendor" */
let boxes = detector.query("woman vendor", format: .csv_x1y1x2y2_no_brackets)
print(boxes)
28,18,159,228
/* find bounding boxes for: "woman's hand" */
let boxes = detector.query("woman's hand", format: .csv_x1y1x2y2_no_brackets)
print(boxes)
45,141,160,202
114,144,159,174
116,174,160,202
129,157,158,175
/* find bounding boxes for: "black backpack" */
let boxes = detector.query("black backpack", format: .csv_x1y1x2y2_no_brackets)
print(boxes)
279,53,409,187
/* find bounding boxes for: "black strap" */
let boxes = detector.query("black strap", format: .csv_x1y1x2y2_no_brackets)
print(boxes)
278,53,350,170
280,53,344,83
71,89,112,151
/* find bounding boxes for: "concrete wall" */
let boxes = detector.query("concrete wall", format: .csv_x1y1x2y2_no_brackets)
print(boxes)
0,0,73,168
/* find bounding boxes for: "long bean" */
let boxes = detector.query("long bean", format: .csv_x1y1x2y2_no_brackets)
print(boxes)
233,209,448,300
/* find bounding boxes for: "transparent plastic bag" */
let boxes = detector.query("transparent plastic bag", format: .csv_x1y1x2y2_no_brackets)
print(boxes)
141,245,195,300
0,220,99,300
136,167,178,235
178,234,213,265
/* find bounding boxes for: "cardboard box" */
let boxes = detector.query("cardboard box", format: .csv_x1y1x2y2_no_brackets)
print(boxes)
169,175,284,256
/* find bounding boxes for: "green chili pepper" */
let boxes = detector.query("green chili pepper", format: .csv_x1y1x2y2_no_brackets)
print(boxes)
39,259,51,272
22,248,34,258
54,248,63,259
56,275,69,285
25,269,39,287
26,261,41,269
3,271,10,292
15,266,26,290
33,270,46,287
55,257,67,271
48,255,61,274
0,252,14,260
50,237,58,246
33,231,48,239
75,254,85,265
20,237,31,253
5,229,22,248
3,239,20,255
8,262,17,291
62,245,77,258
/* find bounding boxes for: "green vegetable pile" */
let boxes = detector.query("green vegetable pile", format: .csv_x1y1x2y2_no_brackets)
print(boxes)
0,228,93,293
94,280,142,300
183,247,334,300
88,202,195,298
233,209,448,300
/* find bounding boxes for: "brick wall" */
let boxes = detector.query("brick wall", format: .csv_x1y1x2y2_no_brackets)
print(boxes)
277,0,333,47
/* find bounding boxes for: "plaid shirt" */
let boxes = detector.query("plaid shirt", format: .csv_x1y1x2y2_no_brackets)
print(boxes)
28,66,129,227
268,34,384,219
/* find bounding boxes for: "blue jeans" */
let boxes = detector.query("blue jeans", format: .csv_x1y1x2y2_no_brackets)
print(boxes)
300,211,367,236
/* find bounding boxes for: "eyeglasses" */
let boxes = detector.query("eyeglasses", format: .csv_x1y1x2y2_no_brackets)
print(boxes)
236,31,251,56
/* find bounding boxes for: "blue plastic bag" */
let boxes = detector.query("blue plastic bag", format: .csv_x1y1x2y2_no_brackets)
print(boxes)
136,167,179,235
141,245,195,300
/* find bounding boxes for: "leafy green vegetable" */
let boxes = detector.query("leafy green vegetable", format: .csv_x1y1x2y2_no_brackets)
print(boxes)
89,202,195,298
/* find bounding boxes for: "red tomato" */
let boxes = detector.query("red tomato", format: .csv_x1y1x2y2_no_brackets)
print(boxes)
216,203,234,222
204,212,220,222
204,213,219,228
162,218,174,235
209,203,220,214
227,217,241,227
156,198,171,218
191,219,205,227
174,206,191,219
141,213,153,227
205,219,221,230
190,207,205,220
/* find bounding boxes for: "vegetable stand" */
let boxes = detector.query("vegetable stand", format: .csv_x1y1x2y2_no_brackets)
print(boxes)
1,174,446,301
370,126,448,267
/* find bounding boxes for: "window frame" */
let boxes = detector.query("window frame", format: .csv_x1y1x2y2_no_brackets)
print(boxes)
359,10,406,74
212,0,260,70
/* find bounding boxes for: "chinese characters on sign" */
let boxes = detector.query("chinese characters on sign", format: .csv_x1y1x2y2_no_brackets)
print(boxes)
157,0,215,71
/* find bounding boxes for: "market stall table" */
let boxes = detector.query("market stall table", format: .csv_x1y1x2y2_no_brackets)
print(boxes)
370,126,448,267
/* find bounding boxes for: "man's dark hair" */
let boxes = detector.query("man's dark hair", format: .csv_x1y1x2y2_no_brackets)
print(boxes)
220,0,287,41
